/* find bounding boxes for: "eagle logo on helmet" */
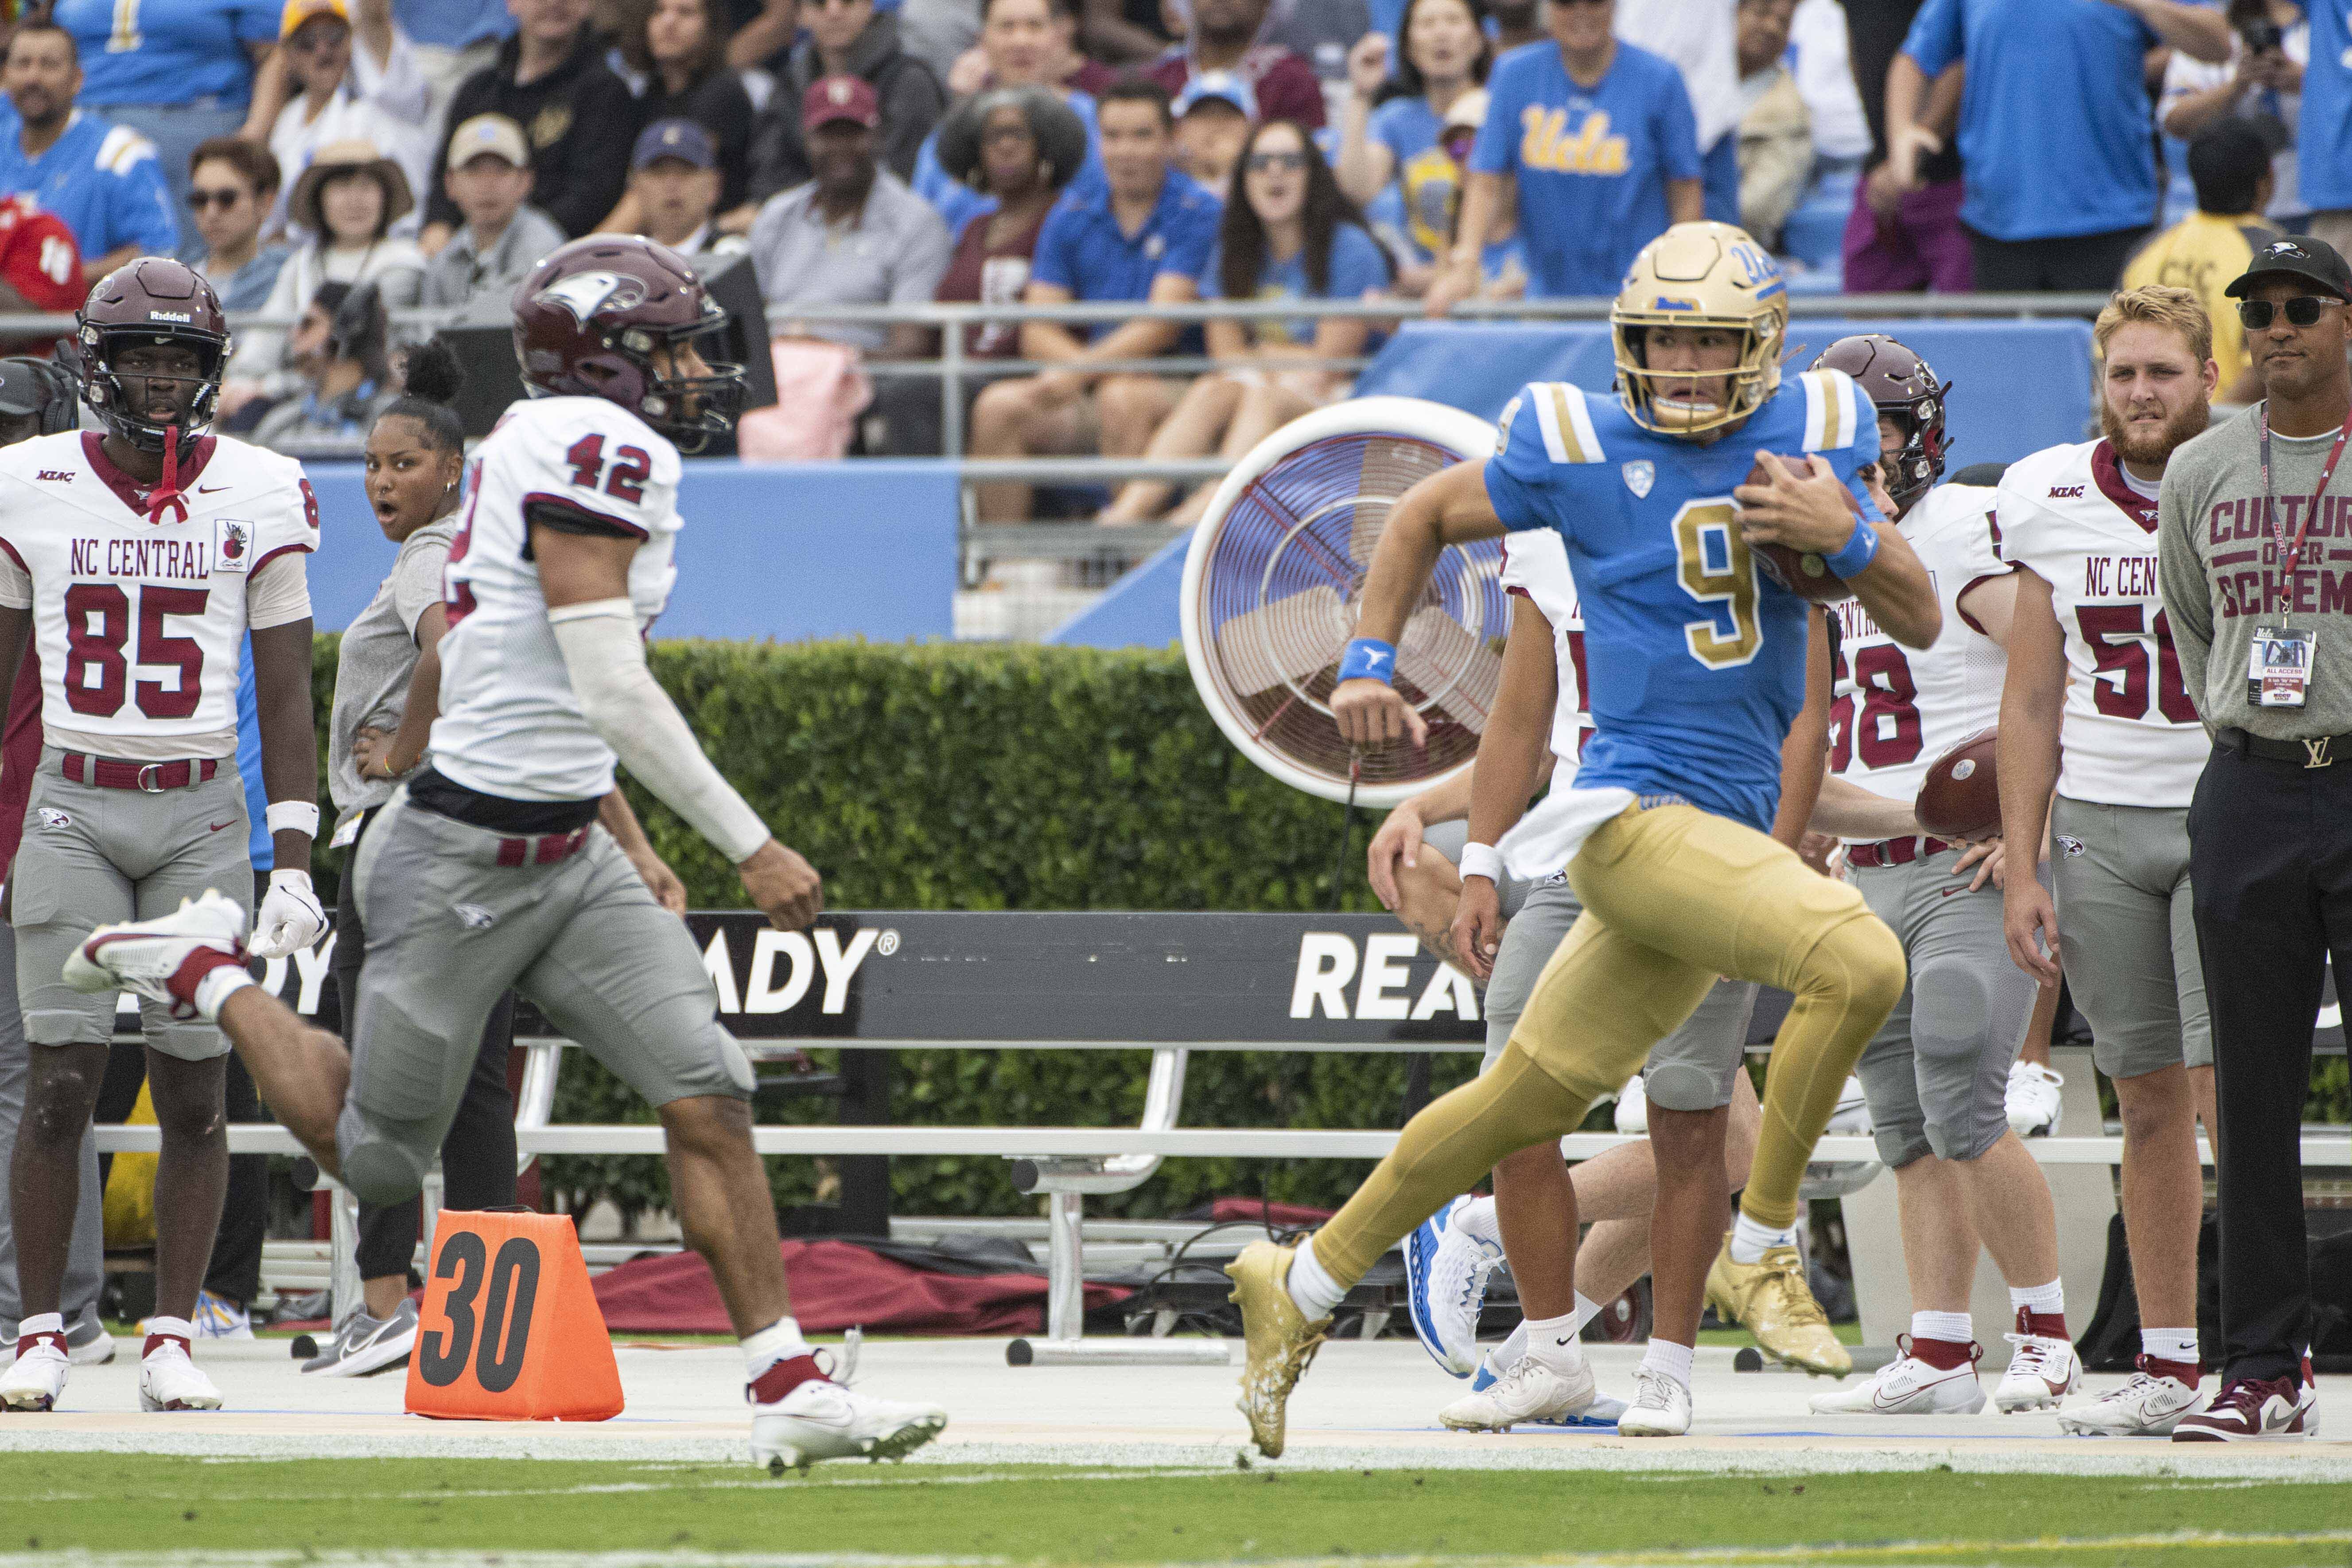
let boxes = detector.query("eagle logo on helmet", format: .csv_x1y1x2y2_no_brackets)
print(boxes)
538,271,646,327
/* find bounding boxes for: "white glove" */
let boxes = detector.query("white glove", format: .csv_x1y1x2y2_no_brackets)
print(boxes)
249,868,327,959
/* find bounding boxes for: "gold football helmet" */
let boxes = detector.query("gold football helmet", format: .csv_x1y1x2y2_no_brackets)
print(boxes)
1611,221,1790,435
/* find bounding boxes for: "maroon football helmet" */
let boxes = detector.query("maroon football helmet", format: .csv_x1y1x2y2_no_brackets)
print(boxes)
1812,334,1950,514
512,235,746,452
63,257,230,454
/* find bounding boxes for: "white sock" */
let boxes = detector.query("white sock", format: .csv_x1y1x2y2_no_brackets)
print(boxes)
1911,1309,1973,1346
1729,1212,1794,1265
1640,1338,1696,1390
17,1311,61,1339
1286,1236,1348,1319
1520,1311,1587,1372
1452,1194,1501,1245
193,964,255,1022
741,1316,811,1378
2008,1279,2064,1317
1493,1293,1598,1374
2140,1329,2200,1367
144,1315,193,1349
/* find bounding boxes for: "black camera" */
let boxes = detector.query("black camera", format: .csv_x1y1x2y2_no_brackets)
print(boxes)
2240,17,2285,54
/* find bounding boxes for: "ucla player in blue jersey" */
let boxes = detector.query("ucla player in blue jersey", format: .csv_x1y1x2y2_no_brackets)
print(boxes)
1226,222,1941,1449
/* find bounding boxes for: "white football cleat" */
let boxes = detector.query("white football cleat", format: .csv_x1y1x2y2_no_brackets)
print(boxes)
1811,1339,1985,1415
751,1377,947,1472
138,1338,222,1412
2057,1361,2203,1436
1616,1367,1693,1436
1613,1074,1648,1134
65,890,247,1014
1404,1195,1505,1377
2006,1059,2064,1137
1437,1353,1595,1432
1995,1330,2081,1412
0,1333,68,1410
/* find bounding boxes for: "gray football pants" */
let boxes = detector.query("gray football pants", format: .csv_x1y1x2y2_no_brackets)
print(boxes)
0,922,104,1340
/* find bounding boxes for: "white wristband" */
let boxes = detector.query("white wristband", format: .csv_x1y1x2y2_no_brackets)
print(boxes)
1458,841,1505,883
265,801,320,838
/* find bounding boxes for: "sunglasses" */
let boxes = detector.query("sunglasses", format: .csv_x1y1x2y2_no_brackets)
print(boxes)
2237,296,2344,329
1245,151,1307,173
187,187,247,209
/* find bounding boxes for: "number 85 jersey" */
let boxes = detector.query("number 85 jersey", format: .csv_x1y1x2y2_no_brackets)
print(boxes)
1995,437,2208,808
431,396,684,803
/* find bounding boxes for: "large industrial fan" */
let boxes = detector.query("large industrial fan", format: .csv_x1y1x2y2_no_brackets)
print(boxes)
1179,397,1507,807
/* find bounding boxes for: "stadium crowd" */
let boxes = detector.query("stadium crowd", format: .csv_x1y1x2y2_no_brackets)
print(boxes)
0,0,2324,478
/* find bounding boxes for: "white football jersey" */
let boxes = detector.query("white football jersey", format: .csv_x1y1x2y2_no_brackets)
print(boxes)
1496,527,1588,772
1826,482,2008,837
1996,438,2208,808
0,431,315,760
431,396,685,802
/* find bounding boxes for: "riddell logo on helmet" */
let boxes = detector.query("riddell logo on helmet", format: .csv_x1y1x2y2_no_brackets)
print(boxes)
147,310,191,323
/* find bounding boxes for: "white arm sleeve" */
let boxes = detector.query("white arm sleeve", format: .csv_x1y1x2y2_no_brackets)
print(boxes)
247,549,314,629
547,598,770,864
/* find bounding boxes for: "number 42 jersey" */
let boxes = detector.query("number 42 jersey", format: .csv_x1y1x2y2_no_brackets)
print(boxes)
432,396,685,804
1996,437,2208,809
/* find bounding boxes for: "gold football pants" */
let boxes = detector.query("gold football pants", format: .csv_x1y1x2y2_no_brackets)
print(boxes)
1309,801,1906,1285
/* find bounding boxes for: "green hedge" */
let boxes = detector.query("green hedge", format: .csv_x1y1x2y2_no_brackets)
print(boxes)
306,636,2352,1227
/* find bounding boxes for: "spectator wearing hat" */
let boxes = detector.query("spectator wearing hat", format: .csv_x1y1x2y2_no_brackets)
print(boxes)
2123,122,2283,401
626,117,746,254
1173,71,1255,194
2161,1,2308,233
1888,0,2230,291
423,0,639,248
746,0,943,202
182,137,292,311
268,0,434,236
911,0,1106,236
423,113,566,306
968,77,1220,523
225,139,425,418
0,21,179,288
1733,0,1809,251
1148,0,1325,131
613,0,757,217
253,279,399,452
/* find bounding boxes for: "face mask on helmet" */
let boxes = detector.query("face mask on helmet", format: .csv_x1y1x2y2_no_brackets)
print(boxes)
612,311,749,454
66,326,226,454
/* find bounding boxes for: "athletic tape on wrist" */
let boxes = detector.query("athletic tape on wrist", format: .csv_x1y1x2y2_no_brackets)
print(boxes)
1457,841,1505,883
1821,516,1880,580
1338,637,1397,685
265,801,320,838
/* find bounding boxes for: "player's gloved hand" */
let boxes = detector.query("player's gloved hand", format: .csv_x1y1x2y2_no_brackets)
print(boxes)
249,868,327,958
1447,872,1504,983
1366,798,1428,910
1332,677,1427,748
740,839,823,930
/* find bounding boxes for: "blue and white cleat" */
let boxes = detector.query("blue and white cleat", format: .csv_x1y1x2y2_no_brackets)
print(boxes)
1405,1195,1505,1377
1467,1352,1627,1428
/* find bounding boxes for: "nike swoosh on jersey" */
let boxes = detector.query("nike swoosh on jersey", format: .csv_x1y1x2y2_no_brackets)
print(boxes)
208,820,234,833
197,485,230,494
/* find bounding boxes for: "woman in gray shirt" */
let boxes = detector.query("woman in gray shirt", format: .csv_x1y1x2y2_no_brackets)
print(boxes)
306,342,685,1376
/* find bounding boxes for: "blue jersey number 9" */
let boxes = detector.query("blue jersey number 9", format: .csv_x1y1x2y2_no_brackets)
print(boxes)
1674,502,1761,669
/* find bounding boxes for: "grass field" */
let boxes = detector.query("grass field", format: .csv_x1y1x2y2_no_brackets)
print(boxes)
13,1456,2352,1567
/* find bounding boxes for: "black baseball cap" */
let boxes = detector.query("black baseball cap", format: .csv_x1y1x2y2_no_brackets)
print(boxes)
2226,234,2352,301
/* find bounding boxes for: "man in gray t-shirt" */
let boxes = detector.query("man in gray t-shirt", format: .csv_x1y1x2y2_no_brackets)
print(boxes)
2156,234,2352,1442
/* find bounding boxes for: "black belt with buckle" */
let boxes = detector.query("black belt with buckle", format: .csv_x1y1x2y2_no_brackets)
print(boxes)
2216,726,2352,769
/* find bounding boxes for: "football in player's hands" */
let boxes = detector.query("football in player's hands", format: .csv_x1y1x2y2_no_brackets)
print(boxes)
1917,727,2000,840
1741,455,1863,605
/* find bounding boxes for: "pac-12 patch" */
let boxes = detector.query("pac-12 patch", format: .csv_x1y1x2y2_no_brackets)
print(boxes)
1622,460,1655,499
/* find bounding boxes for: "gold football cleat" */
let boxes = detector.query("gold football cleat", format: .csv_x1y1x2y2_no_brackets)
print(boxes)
1705,1234,1850,1377
1225,1240,1331,1458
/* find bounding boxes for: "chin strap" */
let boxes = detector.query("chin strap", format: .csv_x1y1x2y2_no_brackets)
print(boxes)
146,424,189,526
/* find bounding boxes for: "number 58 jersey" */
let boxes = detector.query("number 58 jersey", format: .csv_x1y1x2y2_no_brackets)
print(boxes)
431,397,684,803
1996,437,2208,808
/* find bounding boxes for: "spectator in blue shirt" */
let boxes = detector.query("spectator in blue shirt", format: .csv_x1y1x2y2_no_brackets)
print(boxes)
968,76,1220,524
1887,0,2231,291
2303,0,2352,254
1102,119,1390,524
181,136,292,311
0,22,182,288
1333,0,1490,292
1431,0,1702,313
50,0,280,247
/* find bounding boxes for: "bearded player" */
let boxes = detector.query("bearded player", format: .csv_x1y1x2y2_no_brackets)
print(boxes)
1997,285,2222,1437
0,259,327,1415
1798,335,2080,1419
63,236,949,1469
1225,222,1939,1450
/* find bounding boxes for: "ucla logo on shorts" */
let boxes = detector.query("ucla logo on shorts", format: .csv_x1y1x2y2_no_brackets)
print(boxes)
1622,460,1655,499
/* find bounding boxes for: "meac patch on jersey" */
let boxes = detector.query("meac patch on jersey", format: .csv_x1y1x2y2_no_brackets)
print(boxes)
1496,526,1589,770
1994,438,2208,809
429,396,688,804
0,431,315,746
1481,371,1875,832
1826,483,2008,833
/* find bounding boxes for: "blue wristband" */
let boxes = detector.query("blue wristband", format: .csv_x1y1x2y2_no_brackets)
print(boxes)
1821,515,1880,580
1338,637,1397,684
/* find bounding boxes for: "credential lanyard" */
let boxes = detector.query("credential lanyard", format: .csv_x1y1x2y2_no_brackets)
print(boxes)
2257,400,2352,619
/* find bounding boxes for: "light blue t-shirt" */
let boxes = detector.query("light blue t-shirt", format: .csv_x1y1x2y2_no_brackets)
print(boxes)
394,0,515,51
2302,0,2352,210
1202,222,1390,345
0,111,179,261
913,89,1104,237
1468,40,1700,298
1902,0,2175,242
1370,95,1442,172
1030,167,1221,336
52,0,278,110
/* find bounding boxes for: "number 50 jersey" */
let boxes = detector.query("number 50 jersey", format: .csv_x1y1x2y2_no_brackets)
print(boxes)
1995,437,2208,809
431,396,684,803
